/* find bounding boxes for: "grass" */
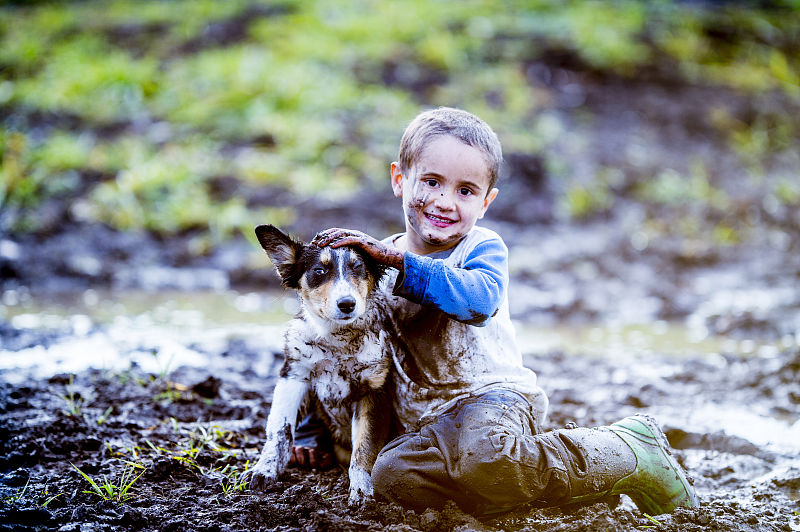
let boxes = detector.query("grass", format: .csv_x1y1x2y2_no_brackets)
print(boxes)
102,419,253,497
2,0,799,245
169,424,253,494
58,374,83,417
1,477,62,509
71,461,146,504
219,461,251,496
637,513,664,529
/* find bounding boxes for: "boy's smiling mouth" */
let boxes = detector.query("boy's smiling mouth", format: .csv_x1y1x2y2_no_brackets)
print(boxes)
424,213,456,228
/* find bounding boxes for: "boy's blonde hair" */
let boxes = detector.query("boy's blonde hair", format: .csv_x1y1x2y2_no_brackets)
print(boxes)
397,107,503,191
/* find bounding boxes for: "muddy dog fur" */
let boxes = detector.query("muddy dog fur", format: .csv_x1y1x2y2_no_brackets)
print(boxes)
249,224,397,504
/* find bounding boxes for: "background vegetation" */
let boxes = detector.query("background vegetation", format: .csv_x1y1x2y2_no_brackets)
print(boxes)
1,0,799,254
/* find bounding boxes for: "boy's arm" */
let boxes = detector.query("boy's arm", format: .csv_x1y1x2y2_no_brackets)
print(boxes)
396,238,506,326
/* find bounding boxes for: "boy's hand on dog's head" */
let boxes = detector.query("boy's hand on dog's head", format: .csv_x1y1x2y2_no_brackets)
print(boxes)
313,228,404,271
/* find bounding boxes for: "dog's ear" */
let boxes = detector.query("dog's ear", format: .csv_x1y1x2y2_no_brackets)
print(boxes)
357,251,388,287
369,262,388,285
255,225,304,287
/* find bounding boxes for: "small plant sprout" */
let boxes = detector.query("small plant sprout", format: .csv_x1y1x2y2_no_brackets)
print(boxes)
2,477,30,505
2,477,62,508
143,438,167,455
220,460,250,496
152,348,176,381
640,513,662,529
96,406,113,425
71,462,145,504
152,378,190,404
59,375,84,417
39,483,62,508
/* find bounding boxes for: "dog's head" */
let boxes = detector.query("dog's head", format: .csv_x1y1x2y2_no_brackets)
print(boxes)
255,225,386,331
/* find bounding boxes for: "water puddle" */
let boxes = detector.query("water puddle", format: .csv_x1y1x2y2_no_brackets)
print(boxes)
0,289,297,382
5,289,794,360
3,288,797,378
516,320,796,360
2,287,297,327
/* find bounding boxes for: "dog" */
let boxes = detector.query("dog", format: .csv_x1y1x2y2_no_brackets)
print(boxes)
249,224,396,504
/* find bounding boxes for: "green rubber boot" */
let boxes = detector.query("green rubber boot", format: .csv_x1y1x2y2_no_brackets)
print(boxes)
562,414,699,515
606,414,699,515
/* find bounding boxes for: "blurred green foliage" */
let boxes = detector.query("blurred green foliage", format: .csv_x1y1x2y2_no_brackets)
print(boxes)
1,0,798,245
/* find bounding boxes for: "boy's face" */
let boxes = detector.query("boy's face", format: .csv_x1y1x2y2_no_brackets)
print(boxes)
391,135,498,255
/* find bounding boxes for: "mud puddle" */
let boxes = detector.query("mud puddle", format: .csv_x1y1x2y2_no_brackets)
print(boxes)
2,289,799,531
3,288,791,378
0,289,291,384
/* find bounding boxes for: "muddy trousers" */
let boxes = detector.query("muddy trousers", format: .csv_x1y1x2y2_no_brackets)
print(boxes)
371,389,635,515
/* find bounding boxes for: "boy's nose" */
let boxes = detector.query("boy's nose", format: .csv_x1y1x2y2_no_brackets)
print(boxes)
433,192,455,210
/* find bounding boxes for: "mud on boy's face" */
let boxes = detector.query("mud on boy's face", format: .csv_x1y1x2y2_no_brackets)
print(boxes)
391,135,498,255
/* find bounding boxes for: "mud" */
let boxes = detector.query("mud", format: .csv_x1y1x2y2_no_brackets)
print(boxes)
1,315,798,531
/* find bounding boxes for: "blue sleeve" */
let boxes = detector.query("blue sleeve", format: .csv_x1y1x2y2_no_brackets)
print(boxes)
393,237,508,326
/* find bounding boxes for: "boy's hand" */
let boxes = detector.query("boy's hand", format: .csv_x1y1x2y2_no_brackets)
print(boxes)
312,228,404,271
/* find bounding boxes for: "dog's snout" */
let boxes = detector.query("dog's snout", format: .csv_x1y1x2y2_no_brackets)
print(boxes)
337,296,356,314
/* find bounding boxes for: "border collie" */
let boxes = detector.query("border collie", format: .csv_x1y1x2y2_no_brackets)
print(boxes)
249,224,396,504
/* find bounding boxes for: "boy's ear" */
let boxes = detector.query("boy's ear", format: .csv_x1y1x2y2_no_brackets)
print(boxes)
254,224,303,286
478,187,499,219
390,162,404,198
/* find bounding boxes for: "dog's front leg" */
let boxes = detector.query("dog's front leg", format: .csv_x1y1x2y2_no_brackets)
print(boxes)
347,392,390,504
250,377,307,490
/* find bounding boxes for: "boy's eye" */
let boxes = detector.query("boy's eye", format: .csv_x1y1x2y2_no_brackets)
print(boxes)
424,179,439,187
459,187,473,196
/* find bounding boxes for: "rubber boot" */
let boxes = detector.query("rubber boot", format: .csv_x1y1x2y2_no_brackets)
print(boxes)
565,414,699,515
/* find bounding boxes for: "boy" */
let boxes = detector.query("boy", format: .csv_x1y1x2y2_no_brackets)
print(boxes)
312,107,698,515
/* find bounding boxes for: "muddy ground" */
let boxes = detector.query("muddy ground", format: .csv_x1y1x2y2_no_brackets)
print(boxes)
3,68,800,532
1,318,799,531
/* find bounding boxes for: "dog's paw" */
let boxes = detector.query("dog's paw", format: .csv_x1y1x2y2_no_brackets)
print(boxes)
347,486,373,506
347,466,374,506
249,467,279,491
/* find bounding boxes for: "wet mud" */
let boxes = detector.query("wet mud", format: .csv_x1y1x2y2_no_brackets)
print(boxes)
1,316,798,531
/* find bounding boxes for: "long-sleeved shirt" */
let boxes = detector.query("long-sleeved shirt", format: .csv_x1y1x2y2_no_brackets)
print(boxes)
382,225,548,431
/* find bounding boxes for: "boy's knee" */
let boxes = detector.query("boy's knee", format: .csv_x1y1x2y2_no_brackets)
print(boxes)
451,426,538,506
453,435,505,485
372,431,457,510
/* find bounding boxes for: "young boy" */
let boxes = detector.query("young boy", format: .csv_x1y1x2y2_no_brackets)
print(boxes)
312,107,698,515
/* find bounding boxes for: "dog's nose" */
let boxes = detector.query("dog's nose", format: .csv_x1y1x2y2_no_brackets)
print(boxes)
337,297,356,314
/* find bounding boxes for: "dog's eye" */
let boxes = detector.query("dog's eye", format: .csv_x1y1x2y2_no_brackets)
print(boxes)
313,266,327,275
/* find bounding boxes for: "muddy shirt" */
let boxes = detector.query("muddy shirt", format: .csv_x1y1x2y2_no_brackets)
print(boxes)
382,226,549,431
